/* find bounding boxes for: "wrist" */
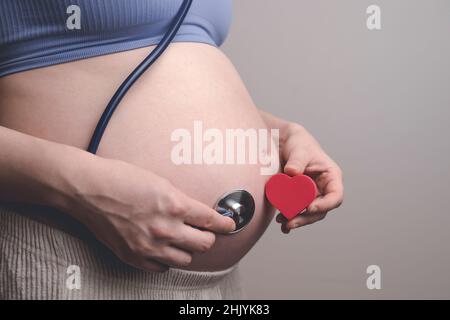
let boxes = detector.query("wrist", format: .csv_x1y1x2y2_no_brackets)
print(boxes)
40,143,99,215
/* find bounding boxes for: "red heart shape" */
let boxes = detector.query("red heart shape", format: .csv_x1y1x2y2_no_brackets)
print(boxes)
265,173,317,220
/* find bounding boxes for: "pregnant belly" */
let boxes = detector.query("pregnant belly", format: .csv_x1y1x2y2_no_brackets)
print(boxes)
0,43,279,271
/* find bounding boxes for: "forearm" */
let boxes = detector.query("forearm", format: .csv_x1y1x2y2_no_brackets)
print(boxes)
0,125,96,211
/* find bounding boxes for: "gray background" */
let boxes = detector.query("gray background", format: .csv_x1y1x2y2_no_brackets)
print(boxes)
222,0,450,299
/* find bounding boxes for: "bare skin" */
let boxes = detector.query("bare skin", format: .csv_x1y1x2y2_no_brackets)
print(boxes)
0,43,343,272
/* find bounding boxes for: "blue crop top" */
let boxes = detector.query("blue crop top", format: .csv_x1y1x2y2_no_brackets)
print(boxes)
0,0,232,78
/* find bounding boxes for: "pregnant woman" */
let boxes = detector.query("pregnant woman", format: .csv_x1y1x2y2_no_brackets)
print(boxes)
0,0,343,299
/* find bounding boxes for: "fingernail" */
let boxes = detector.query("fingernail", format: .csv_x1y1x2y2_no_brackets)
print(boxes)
228,219,236,231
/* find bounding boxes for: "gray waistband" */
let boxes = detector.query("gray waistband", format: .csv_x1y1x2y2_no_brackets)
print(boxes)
0,204,244,300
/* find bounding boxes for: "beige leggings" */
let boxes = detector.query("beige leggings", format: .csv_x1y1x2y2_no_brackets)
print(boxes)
0,204,245,300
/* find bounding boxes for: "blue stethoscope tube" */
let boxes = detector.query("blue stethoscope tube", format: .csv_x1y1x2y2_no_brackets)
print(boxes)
86,0,254,233
87,0,193,154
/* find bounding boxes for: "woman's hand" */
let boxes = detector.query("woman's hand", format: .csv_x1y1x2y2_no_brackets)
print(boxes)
0,126,234,272
259,111,344,233
63,157,236,272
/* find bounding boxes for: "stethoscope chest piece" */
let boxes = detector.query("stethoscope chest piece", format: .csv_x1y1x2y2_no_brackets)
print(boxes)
215,190,255,234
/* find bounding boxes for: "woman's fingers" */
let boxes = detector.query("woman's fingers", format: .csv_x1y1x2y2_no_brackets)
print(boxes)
308,190,343,214
278,212,328,233
275,212,327,233
283,149,308,176
151,245,193,268
309,167,344,214
275,166,342,233
276,213,287,223
134,225,216,270
286,211,327,230
183,198,236,233
171,224,216,253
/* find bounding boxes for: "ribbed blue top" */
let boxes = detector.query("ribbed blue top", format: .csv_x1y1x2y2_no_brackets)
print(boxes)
0,0,232,77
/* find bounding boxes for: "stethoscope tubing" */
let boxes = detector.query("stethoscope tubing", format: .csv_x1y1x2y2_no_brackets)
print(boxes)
87,0,193,154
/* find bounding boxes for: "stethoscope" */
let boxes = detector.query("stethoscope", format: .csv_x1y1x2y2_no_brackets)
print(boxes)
86,0,255,233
